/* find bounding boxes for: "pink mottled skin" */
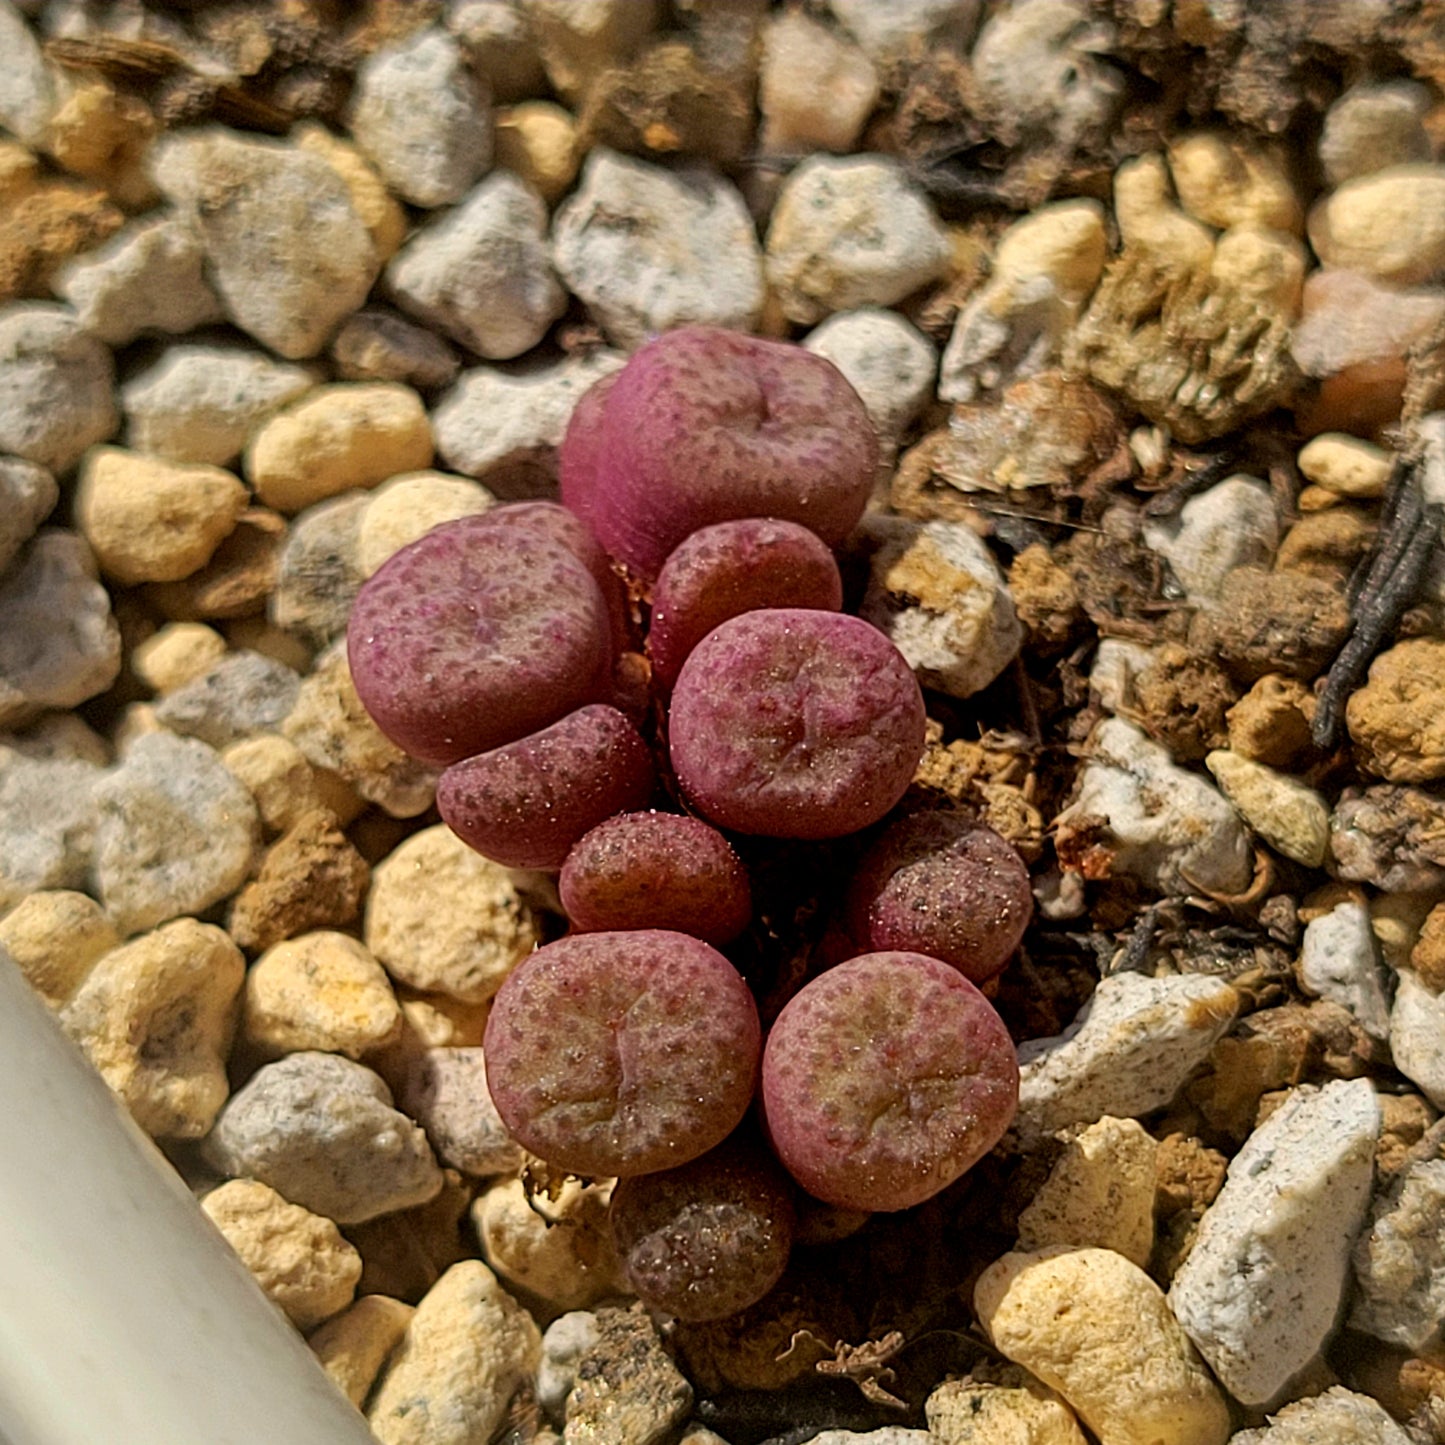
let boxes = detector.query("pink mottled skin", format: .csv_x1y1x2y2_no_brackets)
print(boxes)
483,930,762,1178
669,609,926,840
609,1131,796,1321
347,507,613,766
560,810,752,945
437,704,655,870
560,326,877,579
847,814,1033,984
648,517,844,691
761,952,1019,1212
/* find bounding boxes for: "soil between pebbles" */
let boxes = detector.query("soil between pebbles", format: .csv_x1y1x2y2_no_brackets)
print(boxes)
4,2,1445,1444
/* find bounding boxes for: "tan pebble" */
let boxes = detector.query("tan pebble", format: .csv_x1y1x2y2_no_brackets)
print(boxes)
1168,132,1303,233
758,11,879,157
0,889,119,1009
44,74,157,209
367,1259,541,1445
220,733,324,834
1113,154,1214,278
1209,224,1306,312
246,383,433,514
927,1367,1088,1445
293,121,406,262
1205,749,1331,867
365,824,540,1002
111,700,166,754
1371,892,1438,975
309,1295,414,1407
144,506,287,623
992,199,1109,306
1308,164,1445,285
201,1177,361,1330
357,471,494,577
242,930,401,1059
1297,483,1342,511
1226,674,1315,770
391,988,493,1056
0,139,40,206
493,102,579,204
975,1246,1231,1445
1016,1117,1159,1268
131,622,227,694
222,615,313,675
58,918,244,1138
1347,638,1445,782
227,809,372,954
1409,903,1445,993
348,1169,474,1304
282,641,436,818
473,1176,622,1311
1298,433,1394,498
75,447,248,585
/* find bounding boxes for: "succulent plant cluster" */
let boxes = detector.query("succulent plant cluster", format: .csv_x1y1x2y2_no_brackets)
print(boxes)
347,326,1029,1321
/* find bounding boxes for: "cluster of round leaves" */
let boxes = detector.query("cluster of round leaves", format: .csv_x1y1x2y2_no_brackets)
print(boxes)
347,327,1030,1323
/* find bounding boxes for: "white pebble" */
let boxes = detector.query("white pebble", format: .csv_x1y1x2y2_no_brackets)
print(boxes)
0,0,55,145
766,154,951,325
54,212,223,346
120,343,315,467
387,170,564,359
91,731,260,937
1307,163,1445,286
1231,1388,1412,1445
804,308,936,450
1141,474,1278,604
1351,1150,1445,1352
0,456,57,576
0,748,102,914
554,148,764,349
1297,900,1392,1042
394,1047,523,1177
759,11,878,156
1056,717,1253,896
0,303,116,472
349,26,492,208
432,349,624,483
537,1310,600,1423
827,0,979,67
1014,970,1238,1146
1389,971,1445,1110
1169,1078,1381,1407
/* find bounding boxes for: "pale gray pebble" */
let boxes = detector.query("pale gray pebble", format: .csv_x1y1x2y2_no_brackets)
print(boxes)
1330,785,1445,894
0,747,102,913
1389,973,1445,1111
433,349,625,490
151,127,380,360
121,343,316,468
394,1047,524,1178
1230,1387,1412,1445
1013,969,1239,1146
53,213,224,347
446,0,545,102
1297,900,1392,1043
1351,1125,1445,1353
1320,80,1434,187
565,1304,694,1445
970,0,1123,146
827,0,979,66
388,170,565,360
269,492,370,648
0,304,116,473
151,651,302,751
0,456,58,576
349,25,492,208
1169,1078,1381,1408
0,0,55,145
91,731,260,937
331,308,461,392
0,530,120,729
553,148,765,350
765,154,952,326
1140,474,1279,605
798,1432,937,1445
537,1309,601,1423
802,307,936,450
203,1051,443,1225
1055,717,1253,896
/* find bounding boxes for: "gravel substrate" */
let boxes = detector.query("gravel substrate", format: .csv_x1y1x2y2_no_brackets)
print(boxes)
4,2,1445,1443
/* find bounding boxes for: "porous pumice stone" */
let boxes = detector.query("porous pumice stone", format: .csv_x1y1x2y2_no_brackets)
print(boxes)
437,702,655,870
560,324,877,579
669,608,926,840
347,506,614,766
760,952,1019,1212
483,930,761,1178
647,517,845,692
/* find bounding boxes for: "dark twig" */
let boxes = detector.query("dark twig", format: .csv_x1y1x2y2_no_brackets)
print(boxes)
1312,460,1442,749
